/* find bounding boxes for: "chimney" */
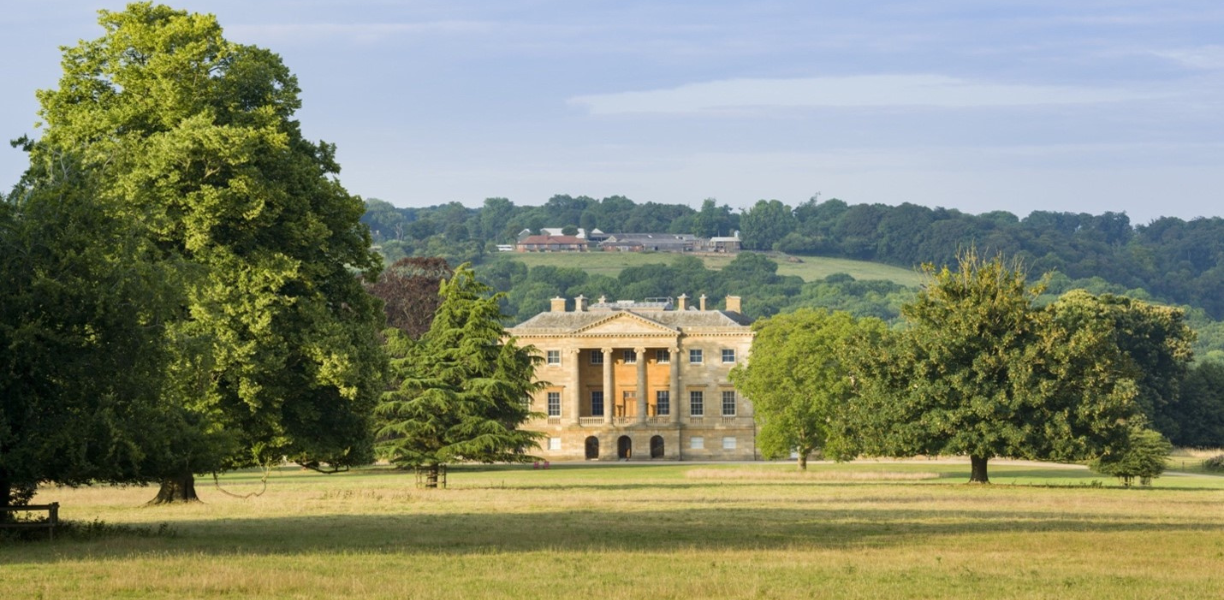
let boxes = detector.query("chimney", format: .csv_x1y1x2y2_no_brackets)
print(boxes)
676,293,688,311
550,297,567,313
575,295,587,312
726,295,742,313
699,294,707,311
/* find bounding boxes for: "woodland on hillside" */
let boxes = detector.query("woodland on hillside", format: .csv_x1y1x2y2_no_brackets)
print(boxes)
362,195,1224,321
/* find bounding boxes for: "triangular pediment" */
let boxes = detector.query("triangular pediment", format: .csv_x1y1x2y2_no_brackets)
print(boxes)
573,311,679,336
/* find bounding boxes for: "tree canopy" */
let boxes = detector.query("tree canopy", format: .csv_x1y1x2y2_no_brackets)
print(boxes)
843,251,1142,483
0,161,175,509
26,2,386,500
731,309,885,469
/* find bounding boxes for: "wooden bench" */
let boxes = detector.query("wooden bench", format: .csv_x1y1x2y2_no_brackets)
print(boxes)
0,502,60,540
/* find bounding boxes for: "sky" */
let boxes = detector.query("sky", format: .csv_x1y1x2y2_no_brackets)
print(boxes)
2,1,1222,224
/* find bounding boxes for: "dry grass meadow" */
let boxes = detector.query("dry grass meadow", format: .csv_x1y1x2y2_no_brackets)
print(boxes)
3,460,1223,599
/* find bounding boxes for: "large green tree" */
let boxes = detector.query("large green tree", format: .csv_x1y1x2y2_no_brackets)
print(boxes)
29,3,386,501
375,265,543,487
843,251,1141,483
0,157,175,510
730,309,885,469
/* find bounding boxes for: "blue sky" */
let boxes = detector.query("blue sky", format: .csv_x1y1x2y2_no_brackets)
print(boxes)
2,1,1222,223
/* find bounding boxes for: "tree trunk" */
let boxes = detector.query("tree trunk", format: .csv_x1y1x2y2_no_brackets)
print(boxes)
148,473,200,504
969,455,990,484
424,465,439,489
0,476,11,523
798,452,808,471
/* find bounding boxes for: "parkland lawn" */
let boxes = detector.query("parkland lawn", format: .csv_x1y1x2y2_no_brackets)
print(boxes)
500,251,926,286
5,460,1223,599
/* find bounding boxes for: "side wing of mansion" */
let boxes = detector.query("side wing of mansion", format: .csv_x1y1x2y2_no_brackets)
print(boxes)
506,294,757,461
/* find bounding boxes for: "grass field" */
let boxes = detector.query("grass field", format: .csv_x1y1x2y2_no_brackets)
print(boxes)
498,252,925,286
5,460,1223,599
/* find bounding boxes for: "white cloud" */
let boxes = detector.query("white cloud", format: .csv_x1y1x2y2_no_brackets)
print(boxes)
225,20,494,44
1153,45,1224,70
568,75,1163,115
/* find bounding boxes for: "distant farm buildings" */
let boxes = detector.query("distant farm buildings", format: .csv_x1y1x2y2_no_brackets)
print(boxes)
514,229,740,254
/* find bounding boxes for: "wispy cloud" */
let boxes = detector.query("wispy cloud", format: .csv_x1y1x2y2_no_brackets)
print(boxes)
569,75,1164,115
1153,45,1224,70
226,20,494,43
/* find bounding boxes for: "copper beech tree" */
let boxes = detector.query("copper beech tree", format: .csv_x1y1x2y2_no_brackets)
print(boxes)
365,257,453,339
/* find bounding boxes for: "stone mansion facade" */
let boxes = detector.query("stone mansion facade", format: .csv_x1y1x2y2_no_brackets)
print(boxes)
507,294,757,461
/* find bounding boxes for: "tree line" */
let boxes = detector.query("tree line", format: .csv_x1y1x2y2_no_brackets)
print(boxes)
362,195,1224,323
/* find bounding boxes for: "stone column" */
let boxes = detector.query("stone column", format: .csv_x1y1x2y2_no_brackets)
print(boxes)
635,346,648,424
669,346,681,423
568,348,581,424
602,348,614,425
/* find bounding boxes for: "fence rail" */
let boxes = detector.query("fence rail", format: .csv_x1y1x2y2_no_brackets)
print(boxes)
0,502,60,540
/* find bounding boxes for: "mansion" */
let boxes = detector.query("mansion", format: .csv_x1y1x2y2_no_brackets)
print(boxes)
507,294,757,461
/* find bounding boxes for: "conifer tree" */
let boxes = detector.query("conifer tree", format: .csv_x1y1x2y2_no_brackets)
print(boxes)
376,265,543,487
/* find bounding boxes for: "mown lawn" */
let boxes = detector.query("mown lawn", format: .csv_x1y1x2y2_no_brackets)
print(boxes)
499,252,924,286
4,460,1222,599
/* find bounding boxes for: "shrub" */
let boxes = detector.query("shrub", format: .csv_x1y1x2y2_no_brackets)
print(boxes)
1090,427,1172,486
1204,454,1224,473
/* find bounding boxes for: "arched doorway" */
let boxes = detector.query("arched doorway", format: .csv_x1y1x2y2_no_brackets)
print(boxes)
617,435,632,459
585,436,599,460
650,435,664,459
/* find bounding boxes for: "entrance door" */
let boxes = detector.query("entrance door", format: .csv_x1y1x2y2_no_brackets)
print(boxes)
650,435,664,459
585,436,599,460
617,435,632,459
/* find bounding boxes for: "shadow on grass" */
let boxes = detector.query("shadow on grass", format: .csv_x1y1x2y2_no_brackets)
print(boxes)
5,504,1221,564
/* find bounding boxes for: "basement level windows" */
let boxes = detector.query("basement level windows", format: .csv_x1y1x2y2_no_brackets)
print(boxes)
690,436,704,450
548,437,561,451
546,350,560,365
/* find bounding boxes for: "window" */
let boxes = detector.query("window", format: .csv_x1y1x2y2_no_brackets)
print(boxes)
547,392,561,417
723,436,737,450
689,349,703,364
590,351,604,365
623,349,637,364
656,391,670,415
656,349,670,364
546,350,560,365
548,437,561,451
722,390,736,416
722,349,736,363
689,391,704,416
690,436,704,450
591,391,604,416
